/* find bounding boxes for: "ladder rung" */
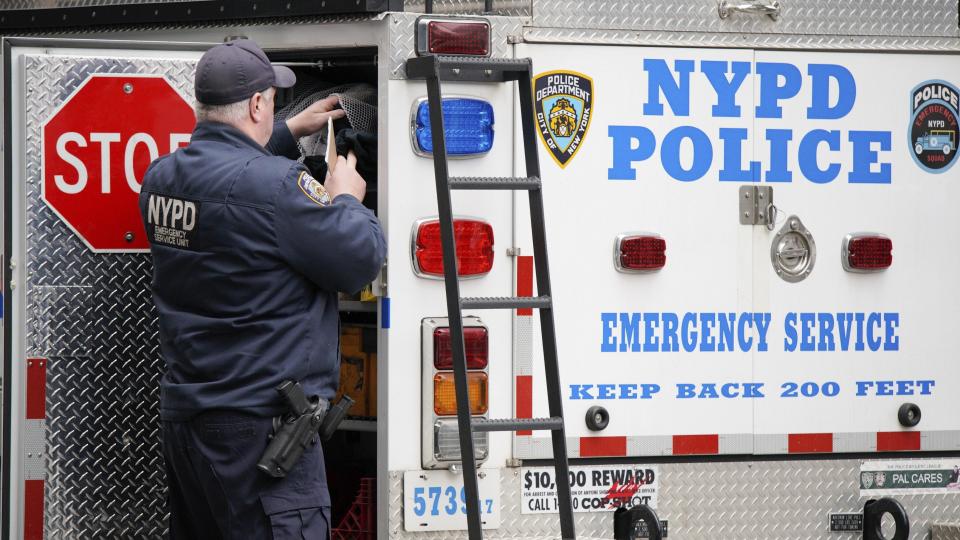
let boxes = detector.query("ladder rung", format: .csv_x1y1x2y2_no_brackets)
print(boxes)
405,55,531,82
471,417,564,432
449,176,541,190
461,296,551,310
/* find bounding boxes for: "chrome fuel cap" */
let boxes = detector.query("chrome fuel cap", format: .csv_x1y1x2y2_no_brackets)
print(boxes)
771,215,816,283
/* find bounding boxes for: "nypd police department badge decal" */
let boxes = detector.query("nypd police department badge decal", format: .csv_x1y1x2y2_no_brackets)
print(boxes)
534,70,593,168
298,171,331,206
910,80,960,173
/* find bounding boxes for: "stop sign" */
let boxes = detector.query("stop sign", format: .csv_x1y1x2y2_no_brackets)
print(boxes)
42,74,196,252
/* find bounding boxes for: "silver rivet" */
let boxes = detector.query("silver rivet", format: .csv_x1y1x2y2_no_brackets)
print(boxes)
452,68,461,76
790,220,798,230
758,192,764,199
124,232,135,242
744,192,750,199
123,83,133,94
744,211,751,218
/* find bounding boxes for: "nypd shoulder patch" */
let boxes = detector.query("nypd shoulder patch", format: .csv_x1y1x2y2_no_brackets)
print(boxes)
297,171,331,207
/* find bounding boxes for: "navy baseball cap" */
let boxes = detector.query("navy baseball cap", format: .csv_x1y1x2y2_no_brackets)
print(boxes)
195,39,296,105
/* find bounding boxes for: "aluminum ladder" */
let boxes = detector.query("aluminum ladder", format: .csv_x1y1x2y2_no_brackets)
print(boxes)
405,55,576,540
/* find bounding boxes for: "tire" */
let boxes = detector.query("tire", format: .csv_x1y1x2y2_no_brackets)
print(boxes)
915,143,924,155
944,144,952,155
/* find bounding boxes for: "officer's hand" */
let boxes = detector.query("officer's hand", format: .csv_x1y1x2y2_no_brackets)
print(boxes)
286,95,347,138
326,151,367,203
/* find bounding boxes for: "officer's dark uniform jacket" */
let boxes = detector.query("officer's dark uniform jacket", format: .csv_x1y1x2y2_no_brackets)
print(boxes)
140,120,385,421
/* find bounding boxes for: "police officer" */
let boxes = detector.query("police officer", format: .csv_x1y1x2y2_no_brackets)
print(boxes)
139,39,386,539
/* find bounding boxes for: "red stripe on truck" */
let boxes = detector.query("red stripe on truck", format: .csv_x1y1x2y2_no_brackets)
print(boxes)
877,431,921,451
788,433,833,453
516,375,532,436
516,256,533,316
26,358,46,420
24,480,44,540
672,434,719,455
580,436,627,457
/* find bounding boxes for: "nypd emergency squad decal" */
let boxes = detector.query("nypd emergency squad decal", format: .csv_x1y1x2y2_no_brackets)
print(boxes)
298,171,331,206
534,70,593,168
910,80,960,173
145,194,200,250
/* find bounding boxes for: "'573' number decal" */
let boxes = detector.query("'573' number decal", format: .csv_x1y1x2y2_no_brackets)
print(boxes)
412,486,494,517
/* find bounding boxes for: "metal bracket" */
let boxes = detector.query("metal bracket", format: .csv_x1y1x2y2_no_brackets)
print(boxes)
372,259,388,297
739,186,774,226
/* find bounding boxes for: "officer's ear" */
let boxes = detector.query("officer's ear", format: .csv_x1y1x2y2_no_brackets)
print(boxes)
249,92,267,123
249,88,275,124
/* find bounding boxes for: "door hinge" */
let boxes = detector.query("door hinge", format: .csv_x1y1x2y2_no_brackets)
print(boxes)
739,186,774,227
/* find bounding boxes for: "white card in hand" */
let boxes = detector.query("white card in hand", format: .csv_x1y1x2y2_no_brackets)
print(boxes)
325,116,337,173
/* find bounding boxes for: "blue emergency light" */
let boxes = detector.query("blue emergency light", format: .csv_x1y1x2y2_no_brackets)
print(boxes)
413,97,494,156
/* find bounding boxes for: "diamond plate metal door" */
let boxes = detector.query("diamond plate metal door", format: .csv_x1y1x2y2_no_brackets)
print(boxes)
11,47,199,539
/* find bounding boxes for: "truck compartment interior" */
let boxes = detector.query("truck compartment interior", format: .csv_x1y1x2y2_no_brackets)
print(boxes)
271,47,378,215
267,46,380,535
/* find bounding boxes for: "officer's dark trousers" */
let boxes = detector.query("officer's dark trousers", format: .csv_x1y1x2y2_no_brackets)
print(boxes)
162,410,331,539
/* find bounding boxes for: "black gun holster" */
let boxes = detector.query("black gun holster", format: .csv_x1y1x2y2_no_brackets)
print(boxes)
256,380,354,478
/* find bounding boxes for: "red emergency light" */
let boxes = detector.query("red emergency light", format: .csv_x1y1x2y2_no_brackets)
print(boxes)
433,326,489,370
615,233,666,273
417,18,491,57
843,234,892,272
413,218,494,278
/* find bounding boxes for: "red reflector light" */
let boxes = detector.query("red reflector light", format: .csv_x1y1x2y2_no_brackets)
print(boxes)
421,20,491,56
615,234,666,272
414,218,494,278
434,327,488,369
843,234,892,272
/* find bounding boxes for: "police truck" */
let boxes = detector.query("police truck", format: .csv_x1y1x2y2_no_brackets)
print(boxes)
3,1,960,539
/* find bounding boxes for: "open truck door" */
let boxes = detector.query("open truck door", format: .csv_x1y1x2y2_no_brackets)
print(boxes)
2,38,204,539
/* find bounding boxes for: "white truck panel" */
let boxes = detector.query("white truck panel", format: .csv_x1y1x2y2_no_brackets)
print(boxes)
751,50,960,442
514,42,960,458
384,78,518,471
